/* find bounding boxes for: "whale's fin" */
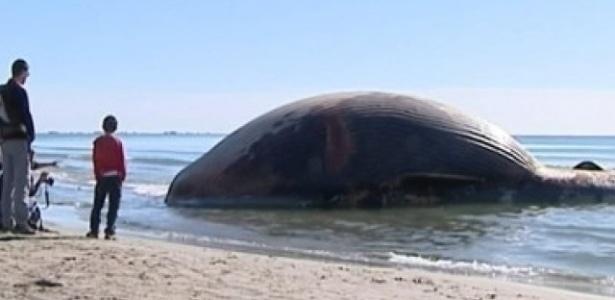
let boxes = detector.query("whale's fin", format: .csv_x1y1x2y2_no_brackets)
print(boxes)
572,160,604,171
392,172,485,183
381,172,485,192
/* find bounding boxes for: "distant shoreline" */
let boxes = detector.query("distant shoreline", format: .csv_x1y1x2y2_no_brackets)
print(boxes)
39,131,227,137
37,131,615,138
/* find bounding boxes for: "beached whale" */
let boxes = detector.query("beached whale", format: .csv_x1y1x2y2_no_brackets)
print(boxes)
164,91,615,208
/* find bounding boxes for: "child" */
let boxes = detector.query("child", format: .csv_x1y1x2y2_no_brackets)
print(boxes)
86,115,126,240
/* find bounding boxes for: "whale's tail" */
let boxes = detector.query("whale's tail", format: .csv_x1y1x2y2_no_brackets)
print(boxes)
533,165,615,204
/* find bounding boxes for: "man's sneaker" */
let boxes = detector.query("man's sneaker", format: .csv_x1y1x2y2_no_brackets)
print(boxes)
12,225,36,235
104,233,116,240
86,232,99,239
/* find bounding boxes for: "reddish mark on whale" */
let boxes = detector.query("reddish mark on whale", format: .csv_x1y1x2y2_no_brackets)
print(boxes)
324,109,354,175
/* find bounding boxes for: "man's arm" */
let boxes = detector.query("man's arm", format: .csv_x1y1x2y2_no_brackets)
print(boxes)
17,88,35,145
28,172,48,197
31,160,58,171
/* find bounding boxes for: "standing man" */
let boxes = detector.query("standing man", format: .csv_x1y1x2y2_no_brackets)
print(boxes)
0,59,36,234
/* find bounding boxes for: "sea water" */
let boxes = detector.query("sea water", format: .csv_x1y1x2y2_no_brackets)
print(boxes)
33,133,615,296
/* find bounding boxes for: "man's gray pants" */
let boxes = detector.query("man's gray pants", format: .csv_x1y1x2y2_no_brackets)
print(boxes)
1,139,30,229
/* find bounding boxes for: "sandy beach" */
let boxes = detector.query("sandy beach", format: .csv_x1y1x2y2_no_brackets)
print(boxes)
0,228,609,300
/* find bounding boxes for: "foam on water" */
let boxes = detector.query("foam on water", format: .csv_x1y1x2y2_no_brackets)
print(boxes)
387,252,615,296
388,252,544,276
125,183,169,198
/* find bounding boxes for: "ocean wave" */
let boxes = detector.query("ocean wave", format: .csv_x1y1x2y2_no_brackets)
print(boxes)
132,149,204,156
61,181,171,198
533,153,615,160
523,144,615,150
129,157,193,166
35,171,79,184
387,252,615,294
61,153,90,161
38,146,204,157
36,146,92,152
30,168,170,199
388,252,543,277
47,153,193,166
125,183,169,198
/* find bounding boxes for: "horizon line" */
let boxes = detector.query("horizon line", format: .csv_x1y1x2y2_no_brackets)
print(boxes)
37,131,615,138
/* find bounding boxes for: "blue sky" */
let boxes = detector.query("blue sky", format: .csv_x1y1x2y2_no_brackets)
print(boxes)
1,1,614,134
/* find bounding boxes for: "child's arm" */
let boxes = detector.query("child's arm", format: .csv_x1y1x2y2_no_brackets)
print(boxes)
119,141,126,182
93,139,101,180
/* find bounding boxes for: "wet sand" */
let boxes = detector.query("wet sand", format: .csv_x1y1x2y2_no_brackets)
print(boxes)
0,229,609,300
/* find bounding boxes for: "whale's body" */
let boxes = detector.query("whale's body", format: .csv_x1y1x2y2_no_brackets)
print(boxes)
165,92,615,208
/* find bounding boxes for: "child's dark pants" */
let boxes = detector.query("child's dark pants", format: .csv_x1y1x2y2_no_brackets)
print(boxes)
89,175,121,235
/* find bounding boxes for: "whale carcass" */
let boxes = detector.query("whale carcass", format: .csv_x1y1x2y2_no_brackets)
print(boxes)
165,92,615,208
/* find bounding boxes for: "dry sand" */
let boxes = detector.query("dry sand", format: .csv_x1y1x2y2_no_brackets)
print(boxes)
0,229,610,300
